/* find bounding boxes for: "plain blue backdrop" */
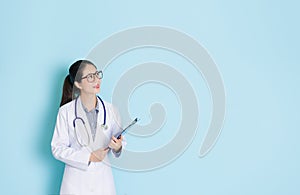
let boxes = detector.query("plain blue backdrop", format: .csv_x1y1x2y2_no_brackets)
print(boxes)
1,0,299,194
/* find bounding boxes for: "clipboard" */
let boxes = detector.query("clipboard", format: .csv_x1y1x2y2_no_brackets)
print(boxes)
114,118,139,139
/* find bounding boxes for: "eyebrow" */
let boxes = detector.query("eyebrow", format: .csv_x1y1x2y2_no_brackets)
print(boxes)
85,71,98,75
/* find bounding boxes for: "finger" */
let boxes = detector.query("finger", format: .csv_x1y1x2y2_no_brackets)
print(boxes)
109,141,117,149
110,141,122,150
115,139,122,145
114,138,121,144
111,136,117,142
116,135,124,140
112,141,121,149
103,147,109,151
113,135,123,142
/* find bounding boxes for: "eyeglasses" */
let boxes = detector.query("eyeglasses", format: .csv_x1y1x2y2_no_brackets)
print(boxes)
81,70,103,83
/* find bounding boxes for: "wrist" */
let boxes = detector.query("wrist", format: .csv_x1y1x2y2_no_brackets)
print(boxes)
114,146,122,153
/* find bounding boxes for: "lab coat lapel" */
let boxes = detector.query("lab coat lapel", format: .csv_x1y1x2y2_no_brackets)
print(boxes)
94,98,111,149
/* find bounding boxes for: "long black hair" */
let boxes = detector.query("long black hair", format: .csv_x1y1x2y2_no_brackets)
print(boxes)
60,60,96,107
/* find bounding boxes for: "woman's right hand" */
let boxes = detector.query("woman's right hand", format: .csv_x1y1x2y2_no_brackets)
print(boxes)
89,148,109,162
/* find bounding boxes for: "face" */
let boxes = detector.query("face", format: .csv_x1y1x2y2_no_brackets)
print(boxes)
75,64,101,95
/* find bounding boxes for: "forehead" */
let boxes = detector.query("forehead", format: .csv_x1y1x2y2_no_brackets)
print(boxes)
82,64,97,75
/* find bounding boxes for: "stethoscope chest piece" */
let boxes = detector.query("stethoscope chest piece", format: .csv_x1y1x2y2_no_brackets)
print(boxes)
101,124,108,130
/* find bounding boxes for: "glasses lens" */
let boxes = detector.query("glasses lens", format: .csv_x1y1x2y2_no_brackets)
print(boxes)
86,74,94,82
95,71,103,79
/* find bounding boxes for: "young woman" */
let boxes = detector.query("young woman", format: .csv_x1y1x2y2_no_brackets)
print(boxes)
51,60,123,195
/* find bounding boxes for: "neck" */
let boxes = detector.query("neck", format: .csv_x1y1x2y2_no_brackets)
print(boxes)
80,93,97,111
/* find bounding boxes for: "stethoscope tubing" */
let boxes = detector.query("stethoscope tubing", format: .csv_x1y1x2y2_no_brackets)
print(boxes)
73,95,107,147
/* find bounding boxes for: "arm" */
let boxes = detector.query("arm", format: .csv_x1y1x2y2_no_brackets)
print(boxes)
51,109,91,170
109,136,124,157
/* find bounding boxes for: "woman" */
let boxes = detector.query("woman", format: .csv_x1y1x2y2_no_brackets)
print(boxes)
51,60,123,195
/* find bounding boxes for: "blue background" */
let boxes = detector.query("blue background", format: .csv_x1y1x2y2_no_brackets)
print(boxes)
1,0,299,194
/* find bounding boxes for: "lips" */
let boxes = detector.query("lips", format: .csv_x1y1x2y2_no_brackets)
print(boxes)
94,84,100,89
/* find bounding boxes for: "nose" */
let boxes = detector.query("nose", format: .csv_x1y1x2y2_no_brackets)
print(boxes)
94,76,101,84
95,75,101,81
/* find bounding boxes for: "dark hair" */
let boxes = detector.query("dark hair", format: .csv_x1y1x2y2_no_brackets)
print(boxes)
60,60,96,107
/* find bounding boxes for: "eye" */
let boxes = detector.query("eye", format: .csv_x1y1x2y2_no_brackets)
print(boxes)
87,74,93,80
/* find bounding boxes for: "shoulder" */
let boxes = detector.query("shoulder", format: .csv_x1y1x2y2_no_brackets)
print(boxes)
103,100,113,109
58,99,76,114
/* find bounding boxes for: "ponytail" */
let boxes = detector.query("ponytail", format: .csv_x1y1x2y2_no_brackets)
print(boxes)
60,75,73,107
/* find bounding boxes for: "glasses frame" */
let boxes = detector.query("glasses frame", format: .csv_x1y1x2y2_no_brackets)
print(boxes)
81,70,103,83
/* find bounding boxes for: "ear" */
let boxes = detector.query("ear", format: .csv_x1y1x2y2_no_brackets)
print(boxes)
74,81,82,90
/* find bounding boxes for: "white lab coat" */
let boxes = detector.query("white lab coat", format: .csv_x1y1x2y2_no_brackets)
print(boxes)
51,97,122,195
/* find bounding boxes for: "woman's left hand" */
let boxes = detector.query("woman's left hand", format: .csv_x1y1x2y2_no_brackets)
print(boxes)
108,136,123,153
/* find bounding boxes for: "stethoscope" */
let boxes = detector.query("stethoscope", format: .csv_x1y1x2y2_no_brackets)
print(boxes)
73,95,107,147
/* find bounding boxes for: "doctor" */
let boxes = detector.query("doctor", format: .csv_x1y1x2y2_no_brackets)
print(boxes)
51,60,123,195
